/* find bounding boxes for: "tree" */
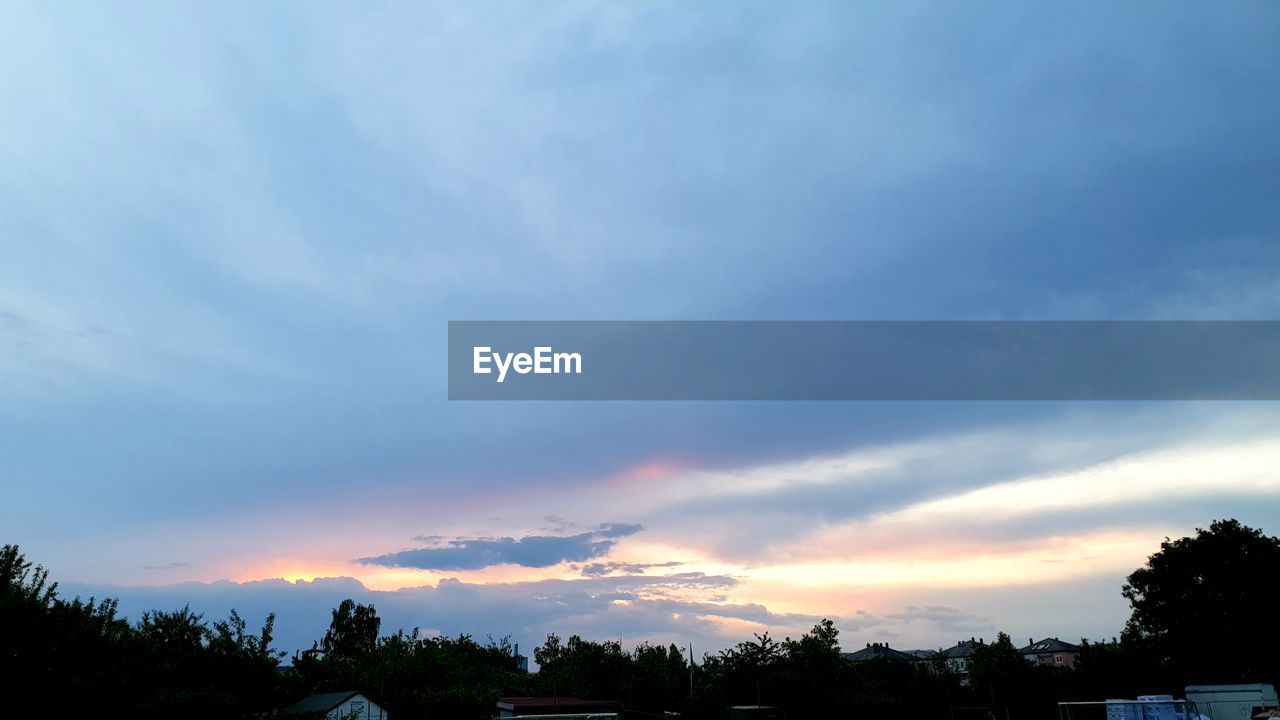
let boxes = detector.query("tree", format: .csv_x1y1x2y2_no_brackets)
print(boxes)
2,545,131,713
1071,638,1174,701
786,618,841,659
781,620,845,713
631,642,689,713
323,599,381,659
533,633,633,702
969,632,1034,704
0,543,58,608
1122,519,1280,683
3,544,283,718
703,632,786,708
291,625,527,719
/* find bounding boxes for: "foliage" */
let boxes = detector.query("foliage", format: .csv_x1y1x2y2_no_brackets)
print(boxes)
291,608,528,718
534,632,637,702
1122,519,1280,683
1068,638,1176,700
969,633,1033,701
323,598,381,659
1,544,282,717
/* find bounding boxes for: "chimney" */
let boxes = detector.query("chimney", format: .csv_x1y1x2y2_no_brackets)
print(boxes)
1029,638,1033,646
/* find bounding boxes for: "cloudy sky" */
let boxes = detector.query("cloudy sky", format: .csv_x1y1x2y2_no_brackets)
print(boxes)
3,1,1280,658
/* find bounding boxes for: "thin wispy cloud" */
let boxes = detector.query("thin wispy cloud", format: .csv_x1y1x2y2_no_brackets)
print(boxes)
579,561,684,577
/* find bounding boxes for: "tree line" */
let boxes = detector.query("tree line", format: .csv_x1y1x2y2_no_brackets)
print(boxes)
2,519,1277,718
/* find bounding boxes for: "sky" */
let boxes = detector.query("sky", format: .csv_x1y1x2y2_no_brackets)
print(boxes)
3,1,1280,660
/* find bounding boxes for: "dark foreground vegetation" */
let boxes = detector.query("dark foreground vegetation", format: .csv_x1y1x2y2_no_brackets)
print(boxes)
2,519,1277,718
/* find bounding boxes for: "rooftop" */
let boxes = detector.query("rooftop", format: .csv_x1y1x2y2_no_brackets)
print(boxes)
943,638,986,658
287,691,362,715
842,642,921,662
1018,637,1082,654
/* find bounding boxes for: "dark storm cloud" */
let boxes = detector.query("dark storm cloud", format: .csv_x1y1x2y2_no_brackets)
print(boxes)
358,523,644,571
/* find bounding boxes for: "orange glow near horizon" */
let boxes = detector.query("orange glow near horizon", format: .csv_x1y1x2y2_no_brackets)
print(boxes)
153,433,1280,633
209,525,1155,621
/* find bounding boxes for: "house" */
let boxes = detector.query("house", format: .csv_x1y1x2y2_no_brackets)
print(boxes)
906,649,942,663
1018,637,1082,669
941,638,986,683
287,691,387,719
842,642,921,663
496,697,623,718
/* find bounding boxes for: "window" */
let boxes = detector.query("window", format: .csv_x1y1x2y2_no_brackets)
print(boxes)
1055,654,1063,665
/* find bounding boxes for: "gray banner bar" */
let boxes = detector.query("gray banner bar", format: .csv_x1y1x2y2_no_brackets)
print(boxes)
447,321,1280,400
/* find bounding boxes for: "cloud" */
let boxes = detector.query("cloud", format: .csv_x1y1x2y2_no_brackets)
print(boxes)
885,606,991,634
358,523,644,571
141,561,190,571
61,570,826,660
579,561,683,577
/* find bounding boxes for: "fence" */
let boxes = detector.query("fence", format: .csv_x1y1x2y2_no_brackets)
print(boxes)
1058,699,1202,720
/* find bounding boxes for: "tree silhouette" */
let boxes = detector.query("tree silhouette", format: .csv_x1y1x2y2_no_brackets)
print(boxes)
1122,519,1280,683
323,598,382,659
